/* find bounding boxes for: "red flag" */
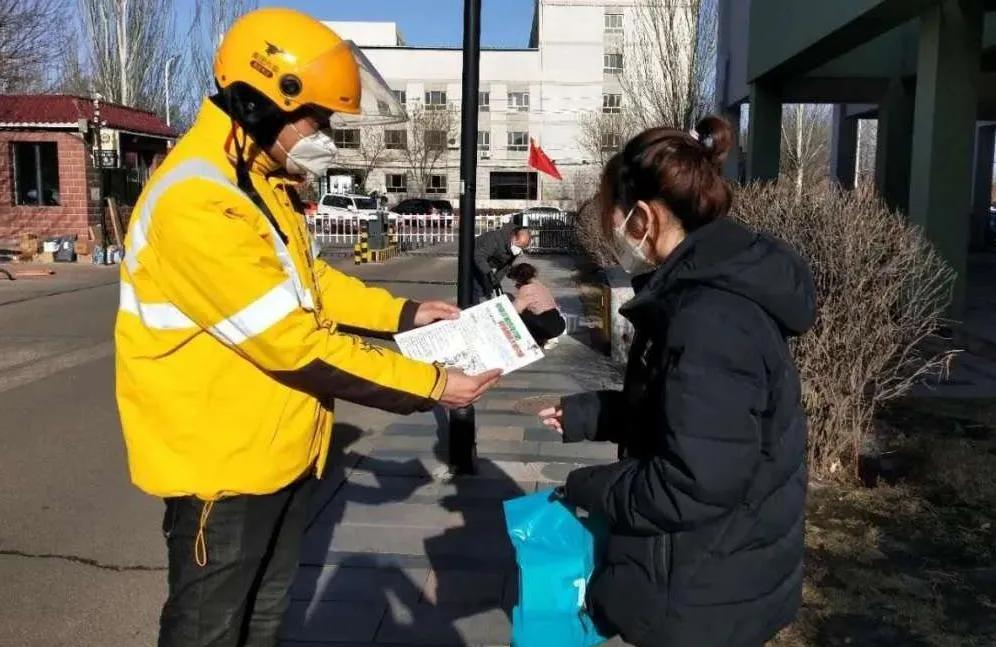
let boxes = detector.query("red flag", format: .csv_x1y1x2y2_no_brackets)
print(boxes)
528,138,562,181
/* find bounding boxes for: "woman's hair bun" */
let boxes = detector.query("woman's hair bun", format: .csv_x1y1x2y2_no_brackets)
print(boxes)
693,115,734,166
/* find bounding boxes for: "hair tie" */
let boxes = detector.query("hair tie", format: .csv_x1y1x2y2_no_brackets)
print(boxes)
689,129,714,151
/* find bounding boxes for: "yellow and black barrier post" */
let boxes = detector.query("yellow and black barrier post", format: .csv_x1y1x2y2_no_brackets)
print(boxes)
360,221,370,263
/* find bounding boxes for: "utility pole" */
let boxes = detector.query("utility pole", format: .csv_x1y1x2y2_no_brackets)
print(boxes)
165,55,179,128
449,0,483,475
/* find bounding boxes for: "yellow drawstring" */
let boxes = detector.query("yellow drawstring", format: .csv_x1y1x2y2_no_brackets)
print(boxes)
194,500,215,567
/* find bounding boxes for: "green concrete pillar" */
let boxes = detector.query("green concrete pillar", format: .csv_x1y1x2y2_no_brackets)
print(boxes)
970,125,995,250
875,79,915,214
909,0,983,313
746,82,782,182
830,104,858,189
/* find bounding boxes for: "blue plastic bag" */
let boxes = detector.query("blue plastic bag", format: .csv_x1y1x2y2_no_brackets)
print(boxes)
503,488,611,647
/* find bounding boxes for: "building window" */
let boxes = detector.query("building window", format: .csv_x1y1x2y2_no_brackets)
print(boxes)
508,91,530,112
507,131,529,152
12,142,60,206
601,132,622,151
392,89,407,105
604,12,623,33
603,53,623,74
332,128,360,149
385,129,408,150
425,90,447,110
479,91,490,112
478,131,491,151
425,129,447,150
490,171,537,200
385,173,408,193
602,93,622,113
426,174,448,194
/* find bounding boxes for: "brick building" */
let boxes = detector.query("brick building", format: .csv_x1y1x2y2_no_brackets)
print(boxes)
0,95,176,242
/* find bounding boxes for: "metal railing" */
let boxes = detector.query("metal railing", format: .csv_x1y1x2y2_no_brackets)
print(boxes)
306,211,577,254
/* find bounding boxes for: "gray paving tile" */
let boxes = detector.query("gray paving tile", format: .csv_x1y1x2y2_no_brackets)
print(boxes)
420,569,506,607
375,601,511,645
475,440,541,456
476,425,525,442
384,423,441,437
342,472,533,501
375,436,446,452
291,565,429,604
311,523,515,563
281,600,384,643
523,428,564,443
538,441,617,461
319,551,514,573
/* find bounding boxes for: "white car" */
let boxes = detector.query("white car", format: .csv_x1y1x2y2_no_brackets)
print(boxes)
317,193,381,220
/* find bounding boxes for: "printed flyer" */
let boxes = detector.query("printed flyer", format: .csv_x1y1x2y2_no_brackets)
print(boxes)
395,295,544,375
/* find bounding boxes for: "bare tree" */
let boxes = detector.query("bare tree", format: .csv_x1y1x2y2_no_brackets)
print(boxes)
187,0,258,100
620,0,717,132
399,103,455,196
781,104,833,198
78,0,179,111
577,110,631,167
356,126,389,192
0,0,65,92
855,119,878,189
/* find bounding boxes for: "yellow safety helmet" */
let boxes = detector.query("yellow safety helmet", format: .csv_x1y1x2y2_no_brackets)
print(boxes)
214,7,404,124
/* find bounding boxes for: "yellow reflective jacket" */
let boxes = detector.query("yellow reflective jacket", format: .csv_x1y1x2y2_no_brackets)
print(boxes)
115,100,446,499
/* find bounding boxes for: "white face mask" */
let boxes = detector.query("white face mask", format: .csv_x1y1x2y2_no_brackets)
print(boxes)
510,244,524,256
611,208,657,275
281,123,338,178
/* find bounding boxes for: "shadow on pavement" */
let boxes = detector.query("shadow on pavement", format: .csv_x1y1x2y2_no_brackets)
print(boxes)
281,412,525,645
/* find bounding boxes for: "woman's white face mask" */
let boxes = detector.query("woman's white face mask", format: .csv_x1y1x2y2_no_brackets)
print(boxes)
281,123,339,178
611,207,657,275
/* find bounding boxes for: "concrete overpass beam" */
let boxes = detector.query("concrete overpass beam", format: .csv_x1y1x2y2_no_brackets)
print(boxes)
830,104,859,188
875,79,915,213
746,82,782,182
909,0,984,312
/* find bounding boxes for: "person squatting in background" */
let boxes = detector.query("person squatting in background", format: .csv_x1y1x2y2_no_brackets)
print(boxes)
507,262,566,350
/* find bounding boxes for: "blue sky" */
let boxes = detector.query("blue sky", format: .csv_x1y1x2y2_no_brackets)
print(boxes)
177,0,537,48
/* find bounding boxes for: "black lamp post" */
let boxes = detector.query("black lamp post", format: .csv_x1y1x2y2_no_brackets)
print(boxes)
449,0,483,475
91,93,110,265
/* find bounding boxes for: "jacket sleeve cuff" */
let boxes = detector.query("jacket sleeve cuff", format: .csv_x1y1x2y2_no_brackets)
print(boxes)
562,390,623,444
428,364,448,402
564,461,630,517
398,300,421,332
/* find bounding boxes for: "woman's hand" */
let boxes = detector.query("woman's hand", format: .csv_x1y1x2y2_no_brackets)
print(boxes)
538,406,564,435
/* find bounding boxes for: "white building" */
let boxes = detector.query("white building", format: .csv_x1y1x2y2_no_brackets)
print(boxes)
322,0,647,211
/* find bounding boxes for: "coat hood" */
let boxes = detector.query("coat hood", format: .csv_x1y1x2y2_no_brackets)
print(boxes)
623,218,816,336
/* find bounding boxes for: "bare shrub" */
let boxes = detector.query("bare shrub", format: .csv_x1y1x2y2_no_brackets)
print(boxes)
733,182,956,478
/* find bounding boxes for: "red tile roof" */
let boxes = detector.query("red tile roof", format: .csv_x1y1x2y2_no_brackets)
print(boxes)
0,94,176,138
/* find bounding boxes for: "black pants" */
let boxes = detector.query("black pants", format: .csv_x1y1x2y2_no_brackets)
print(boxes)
521,309,567,345
159,476,316,647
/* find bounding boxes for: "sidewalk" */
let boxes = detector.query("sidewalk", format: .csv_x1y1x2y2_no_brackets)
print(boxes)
283,252,622,646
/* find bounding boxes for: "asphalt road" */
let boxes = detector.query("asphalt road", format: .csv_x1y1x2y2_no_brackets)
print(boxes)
0,255,464,646
0,274,164,646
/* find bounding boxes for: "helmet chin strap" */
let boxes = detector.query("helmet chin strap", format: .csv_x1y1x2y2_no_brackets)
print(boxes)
228,118,290,245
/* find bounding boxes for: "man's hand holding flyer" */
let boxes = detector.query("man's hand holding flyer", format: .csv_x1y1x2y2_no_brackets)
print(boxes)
395,295,544,375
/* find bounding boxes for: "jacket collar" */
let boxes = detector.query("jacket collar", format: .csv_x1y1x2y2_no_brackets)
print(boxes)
621,218,755,325
187,100,286,178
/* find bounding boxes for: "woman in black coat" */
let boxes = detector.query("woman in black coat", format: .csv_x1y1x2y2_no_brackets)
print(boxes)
540,116,816,646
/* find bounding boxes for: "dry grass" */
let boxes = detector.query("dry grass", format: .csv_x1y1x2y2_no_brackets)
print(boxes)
772,398,996,647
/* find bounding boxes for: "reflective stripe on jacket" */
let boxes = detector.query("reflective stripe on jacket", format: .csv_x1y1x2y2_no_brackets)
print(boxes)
115,100,446,499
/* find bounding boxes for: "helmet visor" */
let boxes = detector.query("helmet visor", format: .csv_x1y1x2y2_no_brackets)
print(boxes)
297,40,406,126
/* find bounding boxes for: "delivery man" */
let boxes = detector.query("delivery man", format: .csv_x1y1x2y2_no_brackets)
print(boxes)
114,8,500,646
